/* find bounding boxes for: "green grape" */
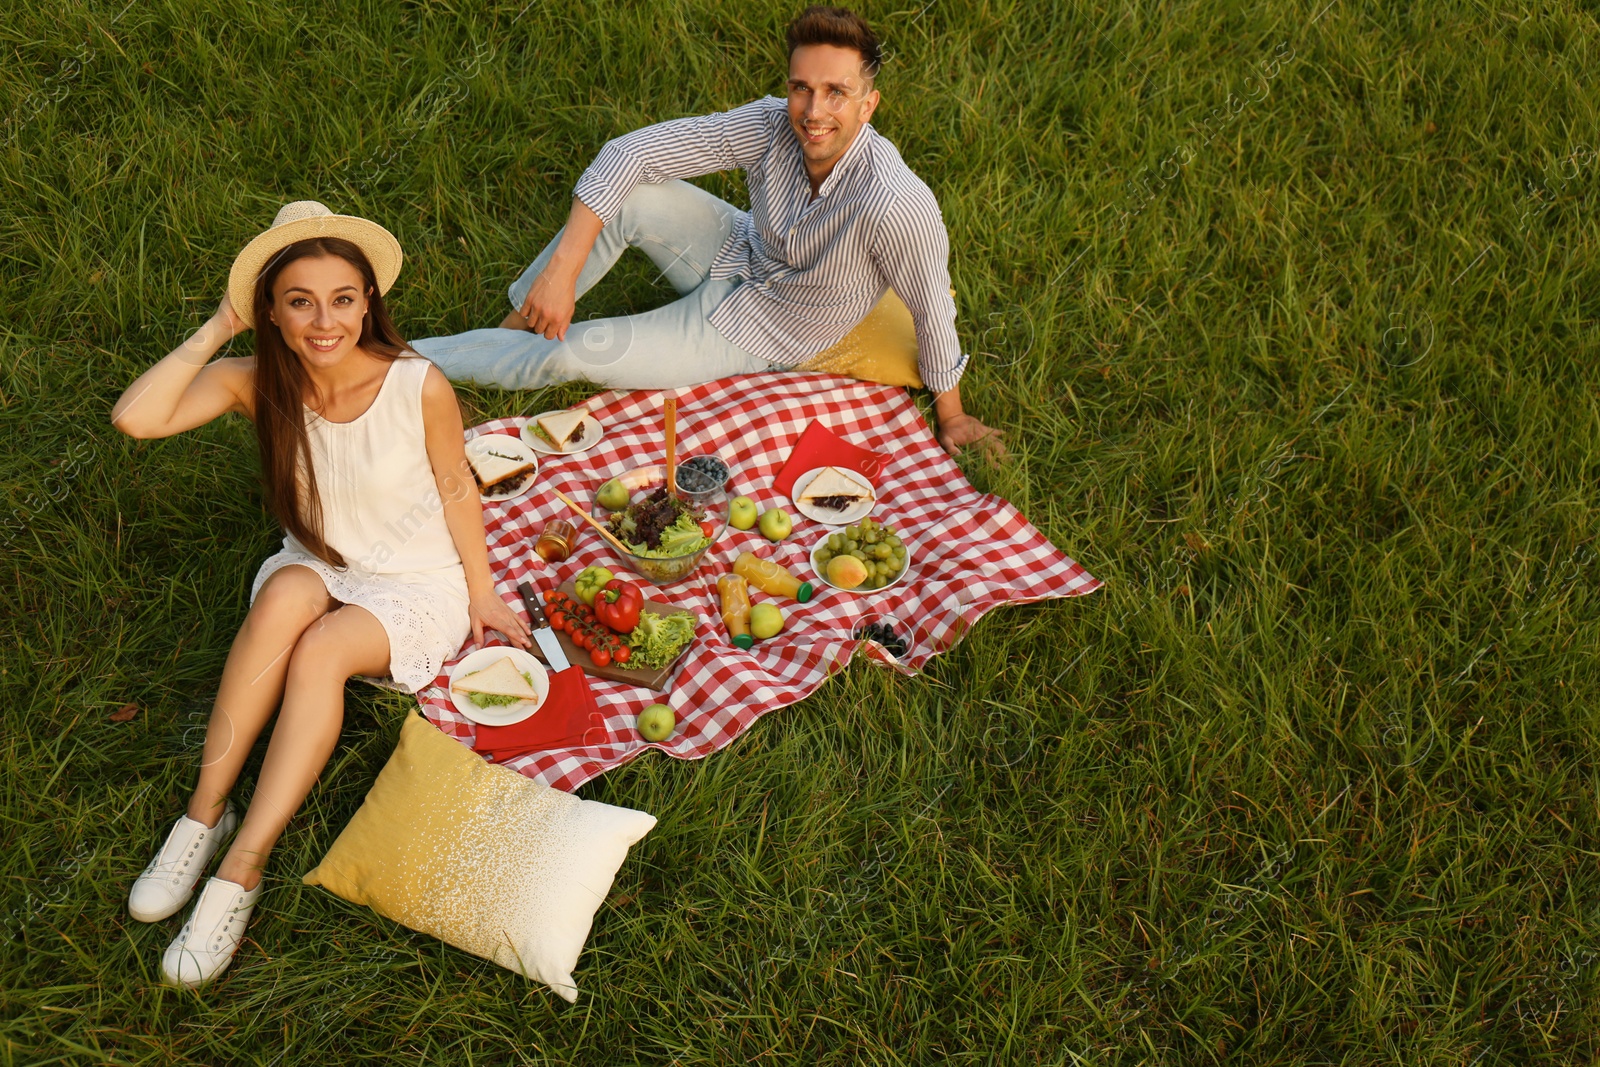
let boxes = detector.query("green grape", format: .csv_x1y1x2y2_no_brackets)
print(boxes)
871,543,890,560
829,534,844,551
844,539,858,554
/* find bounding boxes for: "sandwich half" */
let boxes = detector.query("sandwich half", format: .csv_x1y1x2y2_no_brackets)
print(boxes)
798,466,874,511
534,409,588,451
452,656,540,709
465,437,537,496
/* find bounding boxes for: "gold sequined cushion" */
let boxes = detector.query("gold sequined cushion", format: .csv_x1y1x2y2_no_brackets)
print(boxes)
797,287,930,389
303,712,656,1002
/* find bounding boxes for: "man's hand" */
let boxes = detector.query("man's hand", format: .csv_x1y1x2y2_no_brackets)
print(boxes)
504,198,605,338
517,269,578,341
932,385,1007,462
937,413,1007,462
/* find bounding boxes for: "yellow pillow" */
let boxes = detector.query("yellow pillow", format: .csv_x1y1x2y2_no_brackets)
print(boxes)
303,712,656,1002
797,287,932,389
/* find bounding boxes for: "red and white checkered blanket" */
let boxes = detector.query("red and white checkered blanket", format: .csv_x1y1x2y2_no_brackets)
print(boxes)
420,371,1100,791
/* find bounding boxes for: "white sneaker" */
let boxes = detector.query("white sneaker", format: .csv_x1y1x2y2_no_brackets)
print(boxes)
161,876,263,987
128,803,239,923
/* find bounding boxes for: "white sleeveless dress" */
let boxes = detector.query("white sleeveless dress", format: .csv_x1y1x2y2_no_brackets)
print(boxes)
249,356,471,692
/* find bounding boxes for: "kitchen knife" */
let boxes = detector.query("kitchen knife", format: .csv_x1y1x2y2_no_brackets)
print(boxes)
517,581,571,673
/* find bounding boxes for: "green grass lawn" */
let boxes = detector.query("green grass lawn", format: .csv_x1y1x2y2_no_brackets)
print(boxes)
3,0,1598,1062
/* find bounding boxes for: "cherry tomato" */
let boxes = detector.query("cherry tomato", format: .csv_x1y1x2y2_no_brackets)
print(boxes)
613,645,631,665
700,519,718,539
543,589,560,603
548,613,566,632
590,648,611,668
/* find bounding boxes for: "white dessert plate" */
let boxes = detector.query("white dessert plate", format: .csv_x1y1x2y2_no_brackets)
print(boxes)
448,646,550,726
792,466,876,526
466,433,541,503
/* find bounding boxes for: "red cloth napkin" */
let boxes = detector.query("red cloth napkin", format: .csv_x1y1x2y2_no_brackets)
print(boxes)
471,665,606,762
772,419,891,498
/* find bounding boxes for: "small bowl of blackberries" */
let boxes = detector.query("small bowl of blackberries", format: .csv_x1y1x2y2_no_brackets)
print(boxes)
853,616,910,660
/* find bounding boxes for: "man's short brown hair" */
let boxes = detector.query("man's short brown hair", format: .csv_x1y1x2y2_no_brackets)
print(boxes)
786,6,883,81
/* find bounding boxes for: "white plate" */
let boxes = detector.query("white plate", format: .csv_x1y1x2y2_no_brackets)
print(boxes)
791,466,876,526
448,646,550,727
521,410,605,456
466,433,541,503
809,529,911,593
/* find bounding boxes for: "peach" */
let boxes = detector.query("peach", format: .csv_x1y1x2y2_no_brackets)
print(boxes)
827,554,869,590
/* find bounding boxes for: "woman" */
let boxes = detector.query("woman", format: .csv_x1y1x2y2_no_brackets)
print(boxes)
111,201,530,987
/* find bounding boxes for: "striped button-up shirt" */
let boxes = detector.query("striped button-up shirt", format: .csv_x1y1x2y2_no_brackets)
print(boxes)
572,96,967,393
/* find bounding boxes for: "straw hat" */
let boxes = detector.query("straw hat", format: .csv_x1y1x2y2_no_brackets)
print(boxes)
227,201,403,328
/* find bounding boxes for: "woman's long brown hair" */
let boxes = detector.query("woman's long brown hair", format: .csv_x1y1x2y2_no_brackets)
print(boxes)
251,237,411,569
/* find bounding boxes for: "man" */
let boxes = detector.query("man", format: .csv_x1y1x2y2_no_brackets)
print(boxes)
411,5,1003,457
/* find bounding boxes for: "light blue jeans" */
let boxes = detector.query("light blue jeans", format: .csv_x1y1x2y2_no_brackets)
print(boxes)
410,181,782,389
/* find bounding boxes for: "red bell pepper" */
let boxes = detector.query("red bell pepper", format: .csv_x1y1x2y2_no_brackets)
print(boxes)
594,578,644,633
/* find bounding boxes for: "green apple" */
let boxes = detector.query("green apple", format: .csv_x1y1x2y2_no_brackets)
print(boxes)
637,703,675,742
728,495,759,530
758,507,792,542
749,603,785,640
597,478,630,511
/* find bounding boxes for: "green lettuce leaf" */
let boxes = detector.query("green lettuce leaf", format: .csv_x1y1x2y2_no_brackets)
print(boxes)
625,610,697,670
624,511,709,559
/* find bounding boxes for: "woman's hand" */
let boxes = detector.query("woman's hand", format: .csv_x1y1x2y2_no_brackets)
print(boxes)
185,294,249,355
469,586,532,649
215,293,249,338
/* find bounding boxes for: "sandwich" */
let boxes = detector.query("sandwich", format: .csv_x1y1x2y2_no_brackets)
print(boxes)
452,656,540,709
534,408,588,451
798,466,874,511
465,436,537,496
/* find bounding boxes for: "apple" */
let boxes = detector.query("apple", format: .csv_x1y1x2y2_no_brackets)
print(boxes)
758,507,792,542
597,478,630,511
728,495,758,530
637,703,675,742
827,554,869,590
749,603,785,640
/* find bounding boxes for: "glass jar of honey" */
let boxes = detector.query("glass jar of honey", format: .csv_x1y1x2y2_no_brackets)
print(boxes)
534,518,577,563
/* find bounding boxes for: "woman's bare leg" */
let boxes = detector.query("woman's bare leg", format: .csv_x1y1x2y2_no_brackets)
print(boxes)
214,604,391,890
186,565,336,827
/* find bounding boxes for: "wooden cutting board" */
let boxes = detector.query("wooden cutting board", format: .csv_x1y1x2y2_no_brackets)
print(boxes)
528,581,700,691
